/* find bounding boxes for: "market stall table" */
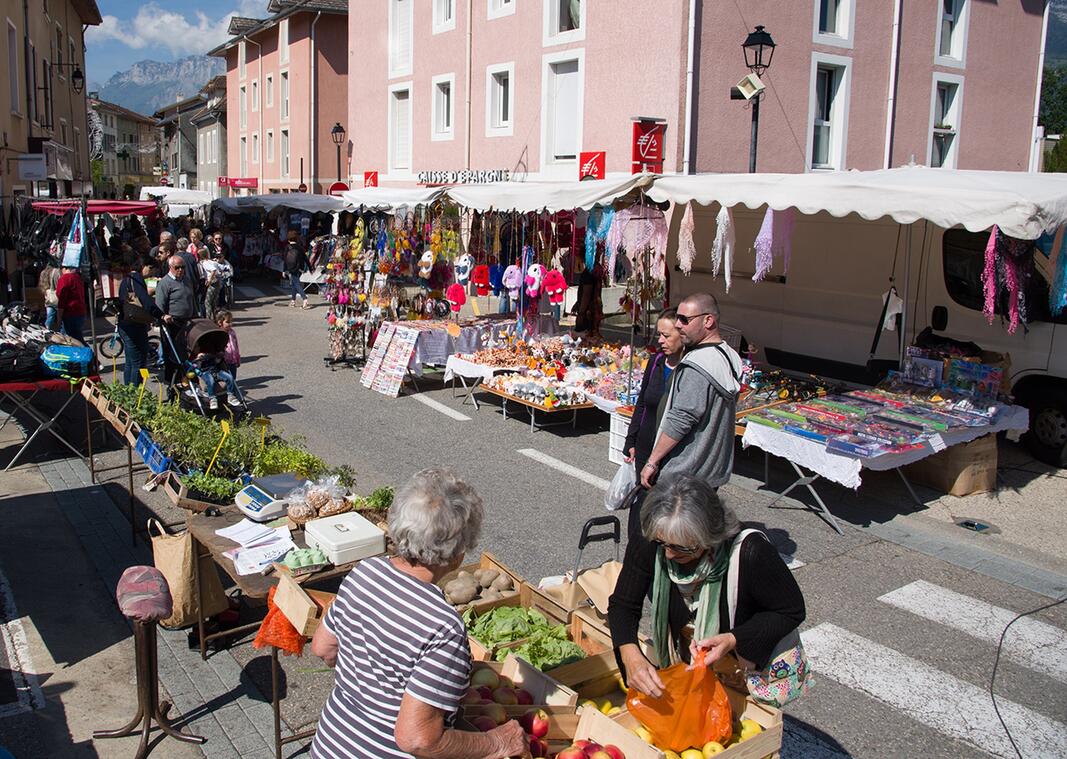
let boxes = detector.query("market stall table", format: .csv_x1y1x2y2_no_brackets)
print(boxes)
741,404,1030,534
442,355,523,408
478,384,595,432
0,376,97,471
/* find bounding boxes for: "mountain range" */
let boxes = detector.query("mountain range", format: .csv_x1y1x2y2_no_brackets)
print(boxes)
90,56,224,116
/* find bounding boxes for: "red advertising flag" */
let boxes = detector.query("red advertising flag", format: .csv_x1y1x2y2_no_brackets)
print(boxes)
217,176,229,187
632,120,667,174
364,171,378,188
579,152,606,180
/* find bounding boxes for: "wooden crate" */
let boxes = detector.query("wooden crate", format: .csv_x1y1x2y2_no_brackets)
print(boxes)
550,650,627,699
465,583,570,662
80,377,102,405
161,471,225,513
111,405,133,438
461,655,579,716
273,571,336,636
125,420,141,448
438,552,525,615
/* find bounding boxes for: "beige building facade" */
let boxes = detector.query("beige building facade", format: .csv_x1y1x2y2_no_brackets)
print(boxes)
89,96,156,198
0,0,100,197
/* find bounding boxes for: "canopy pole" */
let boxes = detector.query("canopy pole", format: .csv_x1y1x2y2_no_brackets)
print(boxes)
899,222,912,369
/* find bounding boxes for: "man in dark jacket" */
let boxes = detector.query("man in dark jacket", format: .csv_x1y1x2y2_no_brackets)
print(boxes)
155,255,197,395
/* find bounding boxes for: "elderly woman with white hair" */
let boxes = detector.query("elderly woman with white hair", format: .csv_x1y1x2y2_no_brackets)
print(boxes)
608,476,805,698
310,468,527,759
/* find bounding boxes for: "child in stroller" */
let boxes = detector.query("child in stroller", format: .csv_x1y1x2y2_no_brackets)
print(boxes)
185,319,246,411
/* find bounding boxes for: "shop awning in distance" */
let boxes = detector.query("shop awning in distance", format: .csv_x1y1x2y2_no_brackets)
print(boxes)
340,186,448,211
446,173,656,213
644,166,1067,240
211,194,347,214
31,200,160,216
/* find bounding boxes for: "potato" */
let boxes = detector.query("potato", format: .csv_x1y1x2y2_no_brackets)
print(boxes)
476,569,500,589
457,570,474,582
480,588,502,601
447,583,479,605
490,574,513,592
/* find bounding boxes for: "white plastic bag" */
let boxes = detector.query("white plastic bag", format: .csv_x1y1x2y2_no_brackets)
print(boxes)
604,462,636,510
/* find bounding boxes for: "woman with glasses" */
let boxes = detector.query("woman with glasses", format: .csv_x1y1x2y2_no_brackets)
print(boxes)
608,476,805,698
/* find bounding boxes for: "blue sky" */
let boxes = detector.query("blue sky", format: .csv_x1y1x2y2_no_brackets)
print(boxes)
86,1,269,83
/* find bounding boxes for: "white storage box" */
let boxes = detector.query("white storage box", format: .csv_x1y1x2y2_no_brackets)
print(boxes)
305,512,386,566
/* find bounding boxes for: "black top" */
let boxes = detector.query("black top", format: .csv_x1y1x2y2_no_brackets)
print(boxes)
284,243,308,274
118,272,164,326
624,353,673,472
608,526,805,672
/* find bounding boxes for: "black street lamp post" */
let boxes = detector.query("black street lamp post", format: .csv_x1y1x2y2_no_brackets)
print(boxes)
741,25,776,173
331,122,346,183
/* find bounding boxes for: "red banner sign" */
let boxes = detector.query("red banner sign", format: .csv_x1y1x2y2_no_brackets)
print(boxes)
228,177,259,189
218,176,229,186
364,171,379,188
631,120,667,174
579,152,606,180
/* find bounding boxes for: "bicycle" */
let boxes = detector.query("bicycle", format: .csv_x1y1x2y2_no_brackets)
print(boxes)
96,320,161,366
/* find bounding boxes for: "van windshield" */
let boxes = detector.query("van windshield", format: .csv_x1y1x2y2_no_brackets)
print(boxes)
942,228,1065,325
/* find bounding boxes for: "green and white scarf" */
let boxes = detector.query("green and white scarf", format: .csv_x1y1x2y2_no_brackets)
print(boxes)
650,541,731,667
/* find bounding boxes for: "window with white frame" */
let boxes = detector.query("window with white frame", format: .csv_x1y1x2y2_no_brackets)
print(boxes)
239,41,246,78
937,0,968,65
240,136,247,174
431,74,455,140
389,85,412,171
281,129,290,175
199,132,205,161
808,55,850,170
390,0,413,78
55,26,63,78
239,86,247,128
279,19,289,64
266,129,275,162
486,62,514,136
251,132,259,163
265,74,273,107
280,72,289,119
930,76,963,168
433,0,456,33
251,80,259,111
8,22,19,115
544,0,584,46
488,0,515,20
542,53,582,166
814,0,853,47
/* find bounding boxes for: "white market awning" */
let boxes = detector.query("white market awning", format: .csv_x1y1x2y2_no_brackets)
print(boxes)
445,173,655,213
644,167,1067,240
139,186,213,216
340,186,448,211
211,193,346,214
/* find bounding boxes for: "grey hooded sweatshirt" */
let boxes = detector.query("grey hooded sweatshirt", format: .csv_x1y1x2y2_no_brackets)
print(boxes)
655,341,743,488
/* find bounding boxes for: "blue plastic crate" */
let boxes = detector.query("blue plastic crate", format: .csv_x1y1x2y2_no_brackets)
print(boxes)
135,429,171,475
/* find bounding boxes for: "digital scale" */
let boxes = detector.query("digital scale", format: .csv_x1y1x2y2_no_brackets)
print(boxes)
234,473,303,522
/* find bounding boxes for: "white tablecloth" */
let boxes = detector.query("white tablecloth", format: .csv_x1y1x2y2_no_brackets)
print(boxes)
741,405,1029,489
442,355,522,383
589,394,624,414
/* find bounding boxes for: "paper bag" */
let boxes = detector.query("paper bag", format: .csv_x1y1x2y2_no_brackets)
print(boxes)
149,520,229,629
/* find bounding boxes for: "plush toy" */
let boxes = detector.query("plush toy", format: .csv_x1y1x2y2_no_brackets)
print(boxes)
454,254,474,285
417,249,435,279
445,283,467,313
471,265,491,296
543,269,567,305
489,263,505,296
502,265,523,300
525,264,547,299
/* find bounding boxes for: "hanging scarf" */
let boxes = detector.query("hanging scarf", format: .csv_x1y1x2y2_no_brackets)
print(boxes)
1052,232,1067,317
584,207,615,270
711,205,735,292
678,202,697,275
752,208,796,282
651,542,730,667
982,225,1035,335
604,205,669,285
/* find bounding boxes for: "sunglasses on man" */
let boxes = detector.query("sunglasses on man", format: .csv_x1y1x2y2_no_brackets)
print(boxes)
675,312,711,326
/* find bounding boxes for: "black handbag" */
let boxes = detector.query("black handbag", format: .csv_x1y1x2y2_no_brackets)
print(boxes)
121,278,155,325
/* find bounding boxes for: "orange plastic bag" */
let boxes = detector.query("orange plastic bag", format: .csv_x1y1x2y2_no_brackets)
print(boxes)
626,659,733,753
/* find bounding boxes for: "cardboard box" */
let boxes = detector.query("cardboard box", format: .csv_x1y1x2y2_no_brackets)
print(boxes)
905,433,998,497
273,571,336,637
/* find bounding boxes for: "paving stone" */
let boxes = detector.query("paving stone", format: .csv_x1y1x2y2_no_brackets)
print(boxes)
229,733,274,758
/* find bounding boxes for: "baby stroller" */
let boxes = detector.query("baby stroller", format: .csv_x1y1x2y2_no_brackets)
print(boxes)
161,319,248,415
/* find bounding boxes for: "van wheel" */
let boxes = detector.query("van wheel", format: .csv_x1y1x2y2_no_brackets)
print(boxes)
1023,388,1067,467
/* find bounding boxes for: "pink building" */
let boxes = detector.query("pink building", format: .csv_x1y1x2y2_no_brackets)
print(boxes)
208,0,348,195
348,0,1049,185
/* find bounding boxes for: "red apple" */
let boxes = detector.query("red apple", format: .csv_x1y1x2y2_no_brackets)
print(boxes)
470,715,497,732
476,685,494,700
574,740,602,757
471,666,500,689
492,686,518,705
529,736,549,758
528,709,550,739
555,747,584,759
601,747,626,759
515,688,534,705
481,702,507,725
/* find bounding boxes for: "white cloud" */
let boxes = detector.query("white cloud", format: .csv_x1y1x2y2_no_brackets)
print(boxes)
87,1,269,56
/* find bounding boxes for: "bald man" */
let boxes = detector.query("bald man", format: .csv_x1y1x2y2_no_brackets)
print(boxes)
640,292,743,493
155,255,197,394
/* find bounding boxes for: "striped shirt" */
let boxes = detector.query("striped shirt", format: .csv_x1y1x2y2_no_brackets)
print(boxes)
311,556,472,759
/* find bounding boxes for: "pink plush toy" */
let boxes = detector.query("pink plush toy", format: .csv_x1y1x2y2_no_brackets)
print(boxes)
502,264,523,300
543,269,567,305
525,264,546,298
445,283,467,312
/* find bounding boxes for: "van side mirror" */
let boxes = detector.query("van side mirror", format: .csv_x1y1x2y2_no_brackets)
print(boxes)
931,306,948,332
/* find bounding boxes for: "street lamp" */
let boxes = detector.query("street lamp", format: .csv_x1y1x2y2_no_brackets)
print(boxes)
52,62,85,93
741,25,775,173
331,122,346,184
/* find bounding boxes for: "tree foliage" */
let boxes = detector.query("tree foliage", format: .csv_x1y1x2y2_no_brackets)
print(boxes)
1041,65,1067,138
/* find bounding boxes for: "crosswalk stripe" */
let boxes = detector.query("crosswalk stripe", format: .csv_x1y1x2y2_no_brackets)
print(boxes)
801,623,1067,758
878,580,1067,685
410,394,471,421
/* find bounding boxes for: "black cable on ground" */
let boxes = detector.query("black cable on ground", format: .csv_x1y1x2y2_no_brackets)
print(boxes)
990,595,1067,758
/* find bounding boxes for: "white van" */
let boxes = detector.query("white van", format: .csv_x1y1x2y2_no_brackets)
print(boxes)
669,205,1066,465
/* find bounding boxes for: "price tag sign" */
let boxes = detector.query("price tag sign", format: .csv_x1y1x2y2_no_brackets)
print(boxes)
206,420,231,476
254,416,271,448
929,434,947,453
137,369,150,409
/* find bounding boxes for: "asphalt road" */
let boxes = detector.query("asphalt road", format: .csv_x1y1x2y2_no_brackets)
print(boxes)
112,281,1067,758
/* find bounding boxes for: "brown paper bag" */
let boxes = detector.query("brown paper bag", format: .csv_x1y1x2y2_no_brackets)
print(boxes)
576,560,623,615
149,519,230,629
